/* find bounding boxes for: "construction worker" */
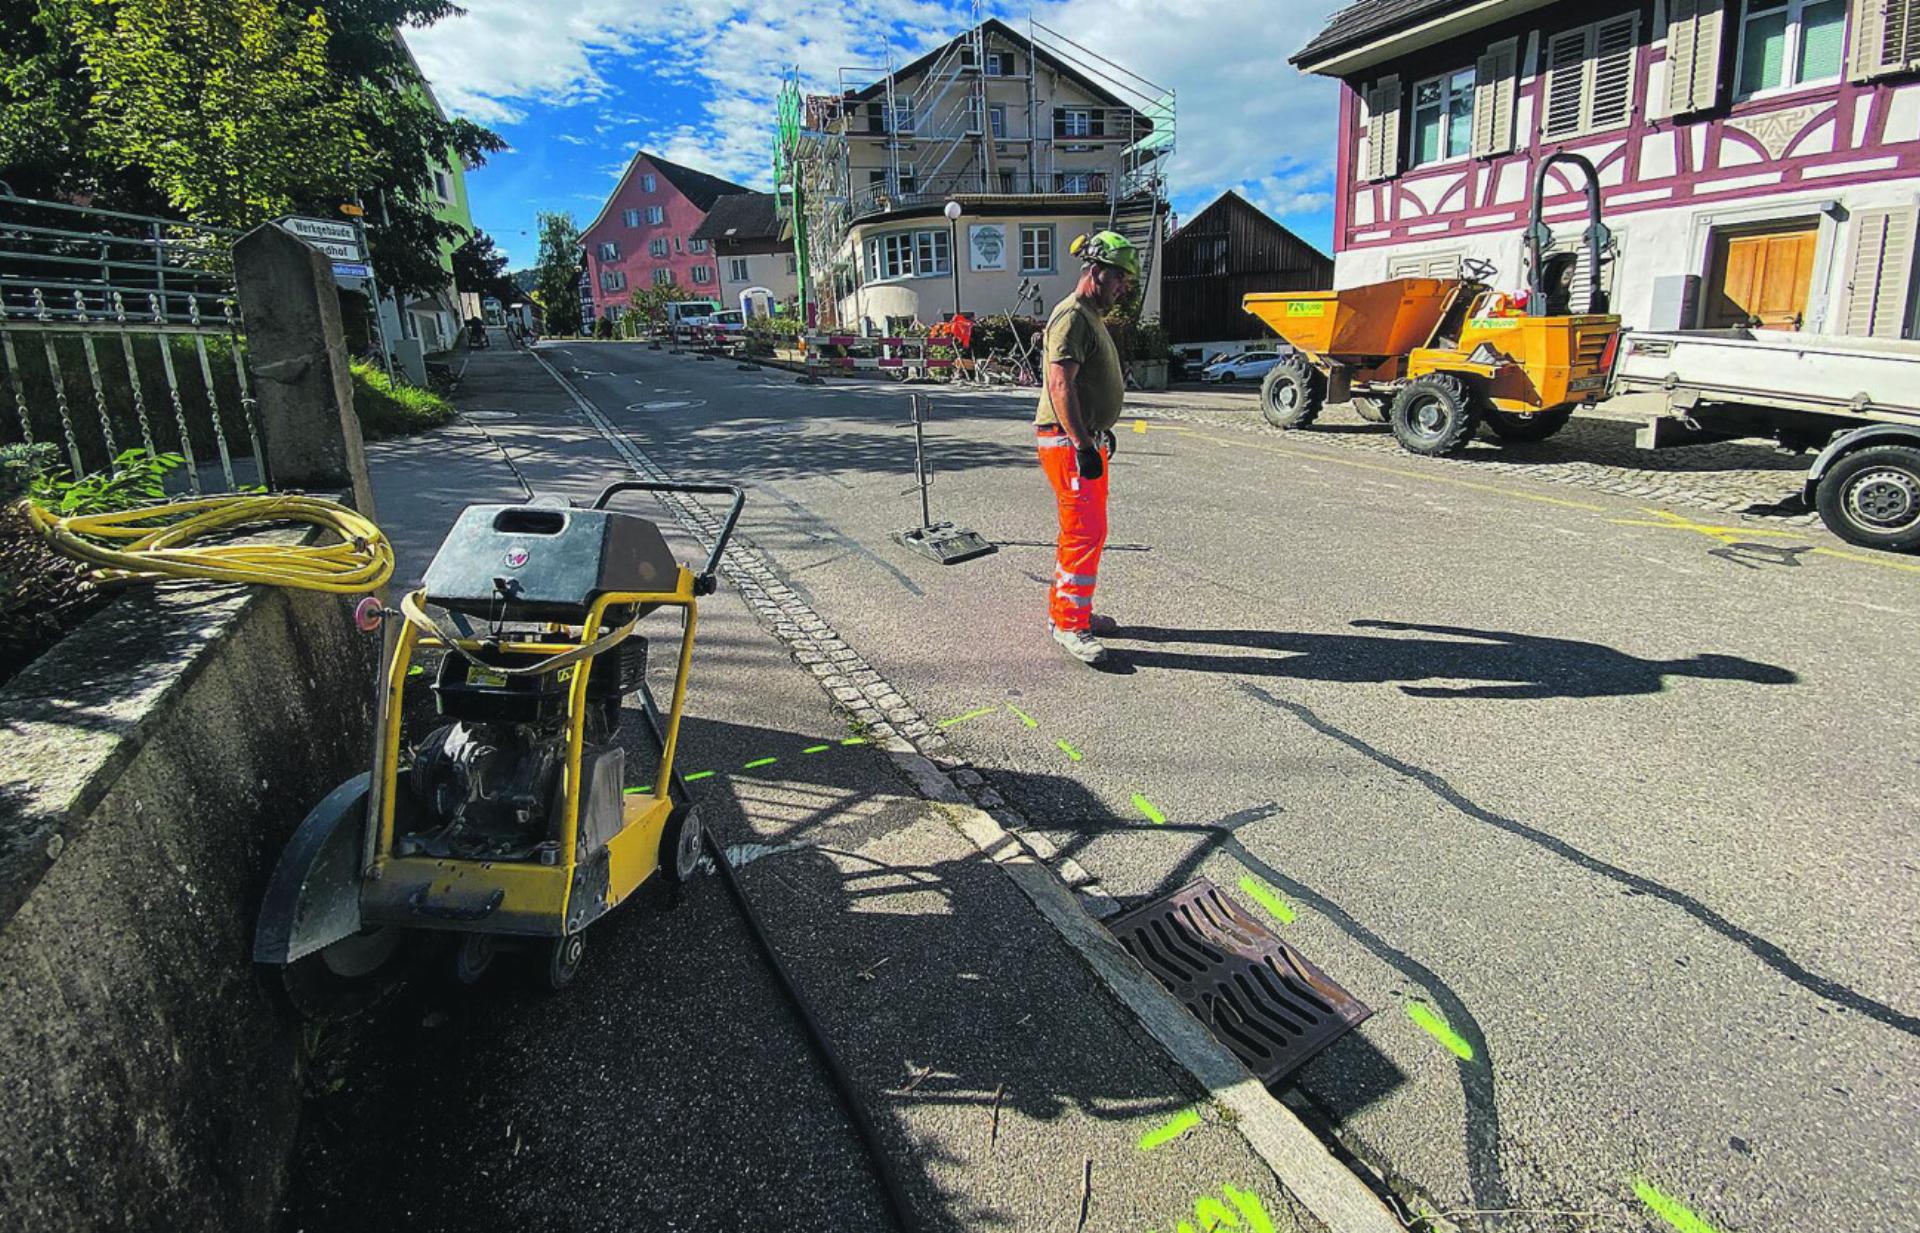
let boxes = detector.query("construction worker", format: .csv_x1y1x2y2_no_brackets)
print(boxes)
1035,230,1139,666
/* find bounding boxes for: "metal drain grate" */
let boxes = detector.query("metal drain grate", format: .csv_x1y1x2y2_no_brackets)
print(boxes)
1107,877,1371,1084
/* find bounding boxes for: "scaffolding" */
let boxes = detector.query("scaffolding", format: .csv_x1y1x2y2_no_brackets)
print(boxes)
774,11,1175,327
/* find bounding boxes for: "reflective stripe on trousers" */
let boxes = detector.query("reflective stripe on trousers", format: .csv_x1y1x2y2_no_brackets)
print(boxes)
1037,429,1109,632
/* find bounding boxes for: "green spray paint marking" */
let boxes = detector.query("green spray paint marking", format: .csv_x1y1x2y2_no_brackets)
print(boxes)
685,770,716,782
1237,875,1295,924
938,705,1000,728
406,665,425,677
1132,794,1167,825
803,744,831,754
1137,1108,1201,1152
1006,704,1039,729
743,757,778,770
1056,739,1083,762
622,785,654,796
841,737,865,746
1633,1180,1724,1233
1406,1003,1474,1061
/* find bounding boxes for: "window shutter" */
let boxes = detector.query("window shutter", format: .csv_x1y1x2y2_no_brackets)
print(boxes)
1590,16,1638,131
1543,29,1589,139
1842,207,1917,337
1366,75,1402,180
1851,0,1920,79
1665,0,1725,115
1472,40,1518,156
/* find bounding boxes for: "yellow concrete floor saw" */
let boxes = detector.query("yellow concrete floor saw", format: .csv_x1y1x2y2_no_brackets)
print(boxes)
253,480,743,1008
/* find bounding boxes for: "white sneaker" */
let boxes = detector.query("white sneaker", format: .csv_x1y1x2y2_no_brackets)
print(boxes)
1052,624,1108,665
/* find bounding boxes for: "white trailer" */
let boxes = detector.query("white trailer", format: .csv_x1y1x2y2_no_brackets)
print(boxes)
1612,327,1920,552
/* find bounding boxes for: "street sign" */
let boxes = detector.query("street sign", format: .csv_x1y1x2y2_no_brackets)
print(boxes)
331,262,372,279
277,215,364,263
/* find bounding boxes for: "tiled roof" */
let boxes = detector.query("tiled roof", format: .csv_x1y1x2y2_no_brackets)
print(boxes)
646,154,754,212
690,193,782,242
1292,0,1458,69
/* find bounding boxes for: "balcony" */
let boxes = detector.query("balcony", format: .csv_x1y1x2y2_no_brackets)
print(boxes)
849,171,1115,222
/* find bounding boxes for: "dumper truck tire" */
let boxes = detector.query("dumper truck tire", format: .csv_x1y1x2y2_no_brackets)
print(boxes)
1390,374,1480,456
1813,443,1920,552
1260,356,1324,429
1484,407,1572,443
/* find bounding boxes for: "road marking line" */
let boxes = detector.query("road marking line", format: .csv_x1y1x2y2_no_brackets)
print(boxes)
1632,1179,1723,1233
1138,1108,1202,1151
938,705,1001,728
1132,793,1167,825
803,744,831,754
1056,738,1084,762
1812,544,1920,574
622,785,653,795
685,770,716,782
1406,1003,1474,1061
1610,508,1805,543
1237,874,1295,923
841,737,866,746
1006,703,1040,728
743,756,777,769
1133,418,1149,434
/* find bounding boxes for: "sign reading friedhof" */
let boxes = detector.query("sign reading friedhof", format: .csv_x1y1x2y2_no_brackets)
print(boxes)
276,216,365,264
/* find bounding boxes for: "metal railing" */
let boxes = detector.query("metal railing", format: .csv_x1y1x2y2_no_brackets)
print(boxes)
0,192,266,492
850,171,1112,220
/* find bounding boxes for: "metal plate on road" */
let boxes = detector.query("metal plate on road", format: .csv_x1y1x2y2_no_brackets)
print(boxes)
625,400,705,412
1107,877,1370,1085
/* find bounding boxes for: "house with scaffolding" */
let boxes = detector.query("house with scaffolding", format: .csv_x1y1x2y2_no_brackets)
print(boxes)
776,17,1175,332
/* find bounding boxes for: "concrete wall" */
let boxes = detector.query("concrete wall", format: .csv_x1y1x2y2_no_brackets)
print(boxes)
0,575,377,1231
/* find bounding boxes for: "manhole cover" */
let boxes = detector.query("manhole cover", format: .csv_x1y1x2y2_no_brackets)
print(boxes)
1107,877,1370,1084
625,399,705,412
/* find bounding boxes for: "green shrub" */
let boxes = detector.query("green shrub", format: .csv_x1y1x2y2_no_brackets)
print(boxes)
593,315,615,340
350,360,456,439
28,448,184,515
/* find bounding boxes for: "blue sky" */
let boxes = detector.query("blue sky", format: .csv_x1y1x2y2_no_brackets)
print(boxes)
408,0,1347,270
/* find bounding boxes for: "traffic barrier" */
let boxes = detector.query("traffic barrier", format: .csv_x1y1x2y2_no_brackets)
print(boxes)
795,334,956,384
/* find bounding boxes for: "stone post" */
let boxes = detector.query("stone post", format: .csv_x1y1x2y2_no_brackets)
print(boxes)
232,224,376,514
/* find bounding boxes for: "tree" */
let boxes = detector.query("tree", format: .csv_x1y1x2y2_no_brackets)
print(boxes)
533,212,582,337
626,283,708,329
452,228,516,304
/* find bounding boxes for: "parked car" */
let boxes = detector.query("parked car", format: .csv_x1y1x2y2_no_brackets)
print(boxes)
1201,350,1286,383
706,309,746,334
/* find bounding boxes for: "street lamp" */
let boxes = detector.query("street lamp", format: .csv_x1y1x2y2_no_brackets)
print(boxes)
943,199,962,320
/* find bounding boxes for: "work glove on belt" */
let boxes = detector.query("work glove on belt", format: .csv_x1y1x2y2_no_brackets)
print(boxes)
1075,442,1105,480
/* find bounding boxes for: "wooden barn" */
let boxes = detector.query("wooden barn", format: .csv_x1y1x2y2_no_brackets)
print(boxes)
1162,191,1332,361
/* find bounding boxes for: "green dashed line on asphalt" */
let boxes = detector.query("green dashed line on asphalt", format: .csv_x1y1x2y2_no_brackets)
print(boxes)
1632,1180,1723,1233
1056,739,1083,762
938,705,1001,728
1137,1108,1201,1152
803,744,831,754
743,757,778,770
1006,704,1039,729
685,770,716,782
841,736,866,746
1237,874,1295,924
622,785,653,796
1132,794,1167,825
1406,1003,1474,1061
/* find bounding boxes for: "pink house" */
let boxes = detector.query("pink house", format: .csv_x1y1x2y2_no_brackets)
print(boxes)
580,153,753,323
1295,0,1920,339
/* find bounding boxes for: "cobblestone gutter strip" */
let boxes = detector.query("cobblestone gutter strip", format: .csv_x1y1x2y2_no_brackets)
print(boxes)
1133,395,1822,527
528,345,1406,1233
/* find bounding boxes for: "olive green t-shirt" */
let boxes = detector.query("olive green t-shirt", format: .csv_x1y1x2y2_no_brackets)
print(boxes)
1034,295,1125,434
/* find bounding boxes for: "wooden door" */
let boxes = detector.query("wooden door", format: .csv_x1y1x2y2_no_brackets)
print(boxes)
1706,223,1818,329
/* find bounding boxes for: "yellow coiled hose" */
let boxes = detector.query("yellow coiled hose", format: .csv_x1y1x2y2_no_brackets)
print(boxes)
27,493,393,593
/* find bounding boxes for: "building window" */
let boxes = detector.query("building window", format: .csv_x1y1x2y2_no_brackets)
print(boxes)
865,228,949,280
1412,67,1476,166
986,51,1007,76
914,229,950,276
999,168,1018,193
1059,172,1092,193
646,206,664,225
653,267,675,286
1062,108,1091,137
641,174,657,192
786,254,798,274
691,265,713,285
597,241,619,260
1735,0,1846,98
689,239,709,253
623,208,641,227
990,105,1007,139
1019,224,1055,274
893,102,913,134
650,238,669,258
434,171,451,202
1542,14,1638,140
897,163,917,194
728,257,750,282
600,269,625,291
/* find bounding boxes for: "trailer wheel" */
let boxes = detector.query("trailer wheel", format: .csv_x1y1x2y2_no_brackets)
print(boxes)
1814,444,1920,552
1484,407,1573,443
661,804,705,883
1260,356,1324,429
1390,375,1481,456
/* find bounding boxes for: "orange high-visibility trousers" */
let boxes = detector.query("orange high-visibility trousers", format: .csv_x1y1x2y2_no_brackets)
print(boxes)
1037,428,1110,632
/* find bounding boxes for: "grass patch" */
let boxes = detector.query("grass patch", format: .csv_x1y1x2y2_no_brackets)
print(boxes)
350,361,455,440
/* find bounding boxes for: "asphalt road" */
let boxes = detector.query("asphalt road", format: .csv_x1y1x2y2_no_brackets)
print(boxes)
541,339,1920,1233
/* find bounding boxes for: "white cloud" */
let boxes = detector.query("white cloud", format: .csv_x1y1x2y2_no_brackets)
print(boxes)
556,134,591,145
410,0,1346,234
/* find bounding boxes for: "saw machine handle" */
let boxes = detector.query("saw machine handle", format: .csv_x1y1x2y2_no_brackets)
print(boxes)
592,480,747,595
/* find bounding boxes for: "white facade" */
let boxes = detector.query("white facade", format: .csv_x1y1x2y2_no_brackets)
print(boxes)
718,250,799,316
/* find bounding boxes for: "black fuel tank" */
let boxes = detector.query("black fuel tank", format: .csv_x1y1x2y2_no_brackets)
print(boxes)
422,503,681,621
